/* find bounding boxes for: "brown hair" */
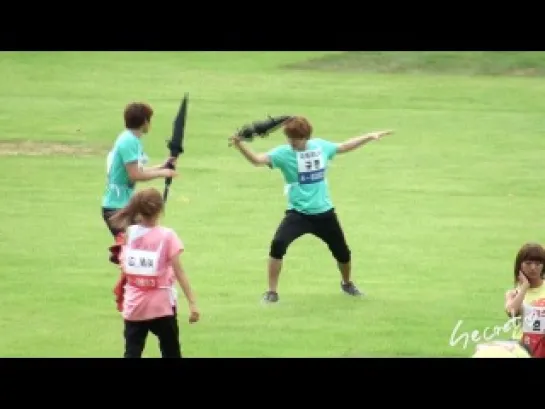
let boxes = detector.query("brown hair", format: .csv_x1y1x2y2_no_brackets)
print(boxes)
124,102,153,129
513,242,545,286
283,116,313,140
109,188,164,231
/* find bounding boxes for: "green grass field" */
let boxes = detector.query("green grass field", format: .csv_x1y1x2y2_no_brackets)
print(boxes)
1,51,544,357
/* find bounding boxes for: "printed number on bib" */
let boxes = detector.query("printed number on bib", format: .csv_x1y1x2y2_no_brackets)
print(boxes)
533,320,541,332
297,149,325,185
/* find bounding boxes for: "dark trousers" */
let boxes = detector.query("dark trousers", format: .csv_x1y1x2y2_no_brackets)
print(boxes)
269,208,351,263
124,312,182,358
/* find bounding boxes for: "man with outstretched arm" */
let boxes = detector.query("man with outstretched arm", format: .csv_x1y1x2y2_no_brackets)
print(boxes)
229,115,392,302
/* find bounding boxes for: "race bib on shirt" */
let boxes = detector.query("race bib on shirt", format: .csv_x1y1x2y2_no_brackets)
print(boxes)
296,149,325,185
522,305,545,334
125,249,159,276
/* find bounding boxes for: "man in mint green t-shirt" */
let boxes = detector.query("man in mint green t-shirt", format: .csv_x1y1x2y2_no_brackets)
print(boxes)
102,102,179,312
102,129,145,210
230,116,392,303
101,102,177,238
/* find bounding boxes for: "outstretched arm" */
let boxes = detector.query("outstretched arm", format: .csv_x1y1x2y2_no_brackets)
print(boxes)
229,134,271,167
337,130,392,154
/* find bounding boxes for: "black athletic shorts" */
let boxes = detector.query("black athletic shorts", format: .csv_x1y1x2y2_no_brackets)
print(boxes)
269,208,351,263
102,207,123,237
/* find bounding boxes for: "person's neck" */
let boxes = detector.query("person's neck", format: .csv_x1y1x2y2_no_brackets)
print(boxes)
128,128,143,137
140,218,158,228
529,278,543,289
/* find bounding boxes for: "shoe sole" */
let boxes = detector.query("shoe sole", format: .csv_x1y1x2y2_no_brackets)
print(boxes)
342,289,363,297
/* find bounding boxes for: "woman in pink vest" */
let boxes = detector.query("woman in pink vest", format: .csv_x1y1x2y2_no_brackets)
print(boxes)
109,187,200,358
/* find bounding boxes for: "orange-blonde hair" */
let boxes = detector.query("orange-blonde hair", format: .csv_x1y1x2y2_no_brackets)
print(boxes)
283,116,313,140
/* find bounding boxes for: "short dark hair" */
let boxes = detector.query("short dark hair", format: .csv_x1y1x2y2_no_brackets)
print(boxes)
283,116,313,140
124,102,153,129
513,242,545,285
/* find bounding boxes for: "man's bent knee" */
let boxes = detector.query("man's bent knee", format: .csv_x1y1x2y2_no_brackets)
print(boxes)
269,238,288,259
333,246,351,264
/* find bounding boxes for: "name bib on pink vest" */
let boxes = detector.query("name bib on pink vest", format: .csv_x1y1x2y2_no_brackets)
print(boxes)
123,226,164,290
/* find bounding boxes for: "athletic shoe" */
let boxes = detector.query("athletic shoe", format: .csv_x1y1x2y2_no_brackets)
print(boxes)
263,291,279,303
341,281,362,296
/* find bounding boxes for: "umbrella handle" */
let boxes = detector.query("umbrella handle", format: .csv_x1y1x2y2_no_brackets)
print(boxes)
163,160,176,203
165,160,175,184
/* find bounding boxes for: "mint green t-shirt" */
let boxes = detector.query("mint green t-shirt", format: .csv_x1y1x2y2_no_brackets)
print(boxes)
267,138,339,215
101,130,147,209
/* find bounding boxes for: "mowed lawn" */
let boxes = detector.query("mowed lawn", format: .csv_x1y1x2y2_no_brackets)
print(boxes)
1,51,544,357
